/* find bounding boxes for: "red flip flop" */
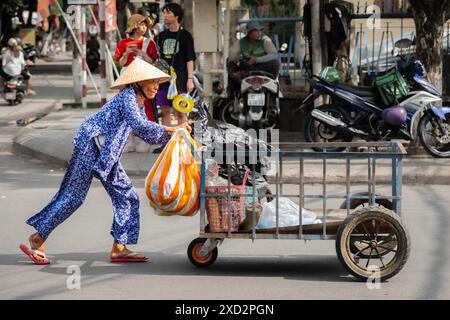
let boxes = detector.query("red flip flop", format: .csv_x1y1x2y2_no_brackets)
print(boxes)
19,243,50,265
110,252,149,263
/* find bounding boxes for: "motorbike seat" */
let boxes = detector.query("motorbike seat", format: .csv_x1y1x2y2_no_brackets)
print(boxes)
245,70,276,79
334,83,381,103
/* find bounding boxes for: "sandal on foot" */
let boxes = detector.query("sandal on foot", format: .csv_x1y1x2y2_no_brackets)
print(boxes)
110,252,149,263
19,243,50,265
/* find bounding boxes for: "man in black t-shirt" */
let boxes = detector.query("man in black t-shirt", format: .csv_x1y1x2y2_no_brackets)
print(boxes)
156,3,196,130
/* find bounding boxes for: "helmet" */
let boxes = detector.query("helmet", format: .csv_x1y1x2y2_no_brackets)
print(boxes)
246,21,263,33
320,67,340,82
7,38,18,47
382,107,407,126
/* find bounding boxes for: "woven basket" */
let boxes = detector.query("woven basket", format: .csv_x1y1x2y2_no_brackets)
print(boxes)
205,170,249,232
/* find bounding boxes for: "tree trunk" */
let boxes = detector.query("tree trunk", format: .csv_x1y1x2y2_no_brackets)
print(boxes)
407,1,450,155
410,1,448,93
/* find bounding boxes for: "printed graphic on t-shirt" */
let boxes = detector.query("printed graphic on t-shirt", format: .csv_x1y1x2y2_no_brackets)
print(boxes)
162,38,179,57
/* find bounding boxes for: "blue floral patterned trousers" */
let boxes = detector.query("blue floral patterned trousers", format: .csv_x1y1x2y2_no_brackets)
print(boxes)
26,140,140,244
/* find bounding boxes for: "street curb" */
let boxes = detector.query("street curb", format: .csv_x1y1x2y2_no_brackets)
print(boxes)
12,139,68,168
11,101,69,168
10,103,450,184
12,131,450,184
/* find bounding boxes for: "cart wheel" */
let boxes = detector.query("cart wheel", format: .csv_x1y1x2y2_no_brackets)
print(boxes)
339,195,395,258
187,238,218,268
349,237,397,259
336,207,410,282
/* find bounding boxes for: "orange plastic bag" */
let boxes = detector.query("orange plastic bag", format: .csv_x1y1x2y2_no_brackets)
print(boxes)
145,129,201,216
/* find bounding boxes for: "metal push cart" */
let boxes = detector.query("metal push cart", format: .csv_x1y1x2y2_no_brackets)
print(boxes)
187,141,410,282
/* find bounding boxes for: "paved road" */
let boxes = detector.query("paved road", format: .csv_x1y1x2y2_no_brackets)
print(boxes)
1,72,449,300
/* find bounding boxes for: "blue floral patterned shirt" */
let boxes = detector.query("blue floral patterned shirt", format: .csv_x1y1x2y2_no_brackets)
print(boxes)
72,86,171,179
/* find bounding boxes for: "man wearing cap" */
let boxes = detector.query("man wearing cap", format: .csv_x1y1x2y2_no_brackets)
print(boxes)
228,20,280,85
20,58,192,265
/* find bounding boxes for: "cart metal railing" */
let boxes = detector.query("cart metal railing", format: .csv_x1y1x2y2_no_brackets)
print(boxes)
187,140,409,281
198,141,406,241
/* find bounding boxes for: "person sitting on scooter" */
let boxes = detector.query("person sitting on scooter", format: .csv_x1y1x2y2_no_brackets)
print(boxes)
1,38,36,96
228,20,280,92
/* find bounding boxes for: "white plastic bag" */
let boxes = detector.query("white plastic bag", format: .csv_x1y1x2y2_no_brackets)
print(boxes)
205,159,228,186
256,198,318,229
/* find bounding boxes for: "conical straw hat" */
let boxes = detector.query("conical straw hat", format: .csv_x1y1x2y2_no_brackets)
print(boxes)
111,57,171,89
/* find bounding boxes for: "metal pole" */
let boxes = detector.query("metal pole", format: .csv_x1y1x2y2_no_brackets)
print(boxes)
55,0,100,99
359,24,363,84
88,5,119,79
223,0,231,95
311,0,322,77
99,0,107,106
81,5,87,108
386,22,389,71
372,3,376,77
311,0,322,106
400,0,404,57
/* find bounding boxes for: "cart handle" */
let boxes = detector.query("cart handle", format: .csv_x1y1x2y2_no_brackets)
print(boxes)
241,168,250,188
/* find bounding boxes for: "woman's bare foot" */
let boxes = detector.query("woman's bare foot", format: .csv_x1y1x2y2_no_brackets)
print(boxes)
29,233,45,252
19,233,49,264
110,243,148,262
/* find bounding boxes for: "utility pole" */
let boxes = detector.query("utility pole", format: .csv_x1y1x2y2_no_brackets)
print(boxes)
73,5,82,104
311,0,322,77
99,0,107,106
311,0,323,106
81,5,87,108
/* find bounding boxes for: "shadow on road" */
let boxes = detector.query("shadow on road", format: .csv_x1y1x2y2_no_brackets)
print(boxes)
1,251,357,284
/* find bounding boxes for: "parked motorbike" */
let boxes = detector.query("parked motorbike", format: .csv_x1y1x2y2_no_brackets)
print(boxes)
298,62,450,157
404,63,450,157
191,71,224,111
218,61,281,129
215,44,287,130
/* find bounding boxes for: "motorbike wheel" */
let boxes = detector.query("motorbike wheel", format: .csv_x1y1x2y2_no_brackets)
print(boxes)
8,100,14,106
304,104,353,152
218,100,239,126
418,113,450,158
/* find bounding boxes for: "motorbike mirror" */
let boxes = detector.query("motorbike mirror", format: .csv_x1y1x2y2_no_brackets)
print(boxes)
280,43,288,52
235,31,245,40
394,38,414,49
